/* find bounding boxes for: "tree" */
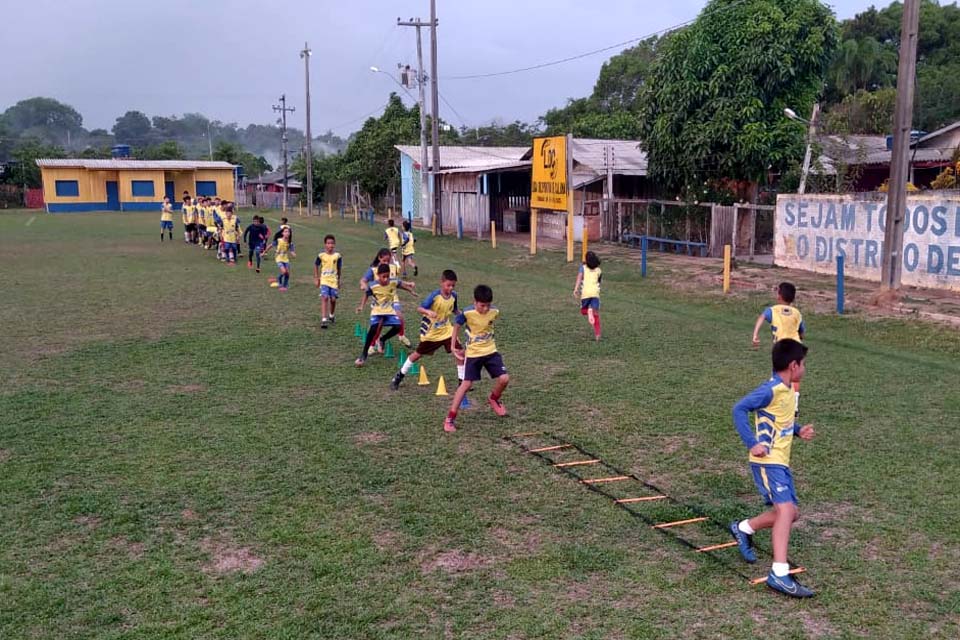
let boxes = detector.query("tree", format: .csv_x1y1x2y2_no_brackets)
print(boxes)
638,0,838,192
822,87,896,134
213,141,272,179
294,153,340,202
112,111,153,147
140,141,185,160
6,141,66,187
0,97,84,148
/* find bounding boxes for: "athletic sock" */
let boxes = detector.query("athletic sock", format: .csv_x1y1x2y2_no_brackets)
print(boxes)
593,313,601,338
457,364,465,381
447,409,458,420
401,357,414,374
490,390,502,402
771,562,790,577
738,520,755,535
399,317,406,337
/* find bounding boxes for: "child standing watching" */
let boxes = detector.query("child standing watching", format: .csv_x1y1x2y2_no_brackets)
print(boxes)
401,220,417,277
729,339,816,598
573,251,602,341
181,196,195,243
314,234,342,329
160,197,174,242
355,264,415,367
444,285,510,433
262,226,295,291
752,282,806,415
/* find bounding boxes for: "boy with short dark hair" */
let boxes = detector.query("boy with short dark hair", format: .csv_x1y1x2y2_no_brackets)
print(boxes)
444,284,510,433
243,215,269,272
355,264,415,367
391,269,462,390
385,218,402,258
160,197,174,242
314,234,342,328
753,281,806,416
401,220,417,277
729,339,816,598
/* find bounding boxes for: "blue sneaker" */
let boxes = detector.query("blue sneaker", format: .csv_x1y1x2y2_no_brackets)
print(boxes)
729,521,756,563
766,571,815,598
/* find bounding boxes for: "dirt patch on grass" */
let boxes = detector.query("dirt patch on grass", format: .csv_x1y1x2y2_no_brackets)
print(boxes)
73,515,102,529
181,509,199,522
373,530,402,552
200,537,264,575
0,449,10,463
167,383,206,394
489,526,548,556
108,536,146,559
566,575,609,602
419,548,494,575
354,432,388,446
799,610,838,639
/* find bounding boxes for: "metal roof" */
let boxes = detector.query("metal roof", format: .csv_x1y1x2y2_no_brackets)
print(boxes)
395,145,530,174
570,138,647,176
35,159,235,170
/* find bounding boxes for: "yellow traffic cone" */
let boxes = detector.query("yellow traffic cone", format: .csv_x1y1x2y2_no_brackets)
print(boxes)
435,376,448,396
418,365,430,386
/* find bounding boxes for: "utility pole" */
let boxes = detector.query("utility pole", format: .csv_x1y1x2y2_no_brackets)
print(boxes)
797,103,819,195
273,95,295,213
430,0,442,234
398,18,432,226
881,0,920,292
301,43,314,216
605,145,615,241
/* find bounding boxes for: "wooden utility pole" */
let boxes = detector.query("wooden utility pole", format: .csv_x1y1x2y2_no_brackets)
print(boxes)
430,0,442,234
273,95,295,213
797,103,819,195
300,43,314,216
398,18,432,225
881,0,920,291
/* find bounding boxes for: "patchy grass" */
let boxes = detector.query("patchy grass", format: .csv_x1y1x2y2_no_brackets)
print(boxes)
0,208,958,638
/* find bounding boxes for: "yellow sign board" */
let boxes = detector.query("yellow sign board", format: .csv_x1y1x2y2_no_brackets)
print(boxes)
531,136,568,211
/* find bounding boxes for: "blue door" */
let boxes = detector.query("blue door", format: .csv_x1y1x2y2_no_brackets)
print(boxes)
106,181,120,211
165,181,175,203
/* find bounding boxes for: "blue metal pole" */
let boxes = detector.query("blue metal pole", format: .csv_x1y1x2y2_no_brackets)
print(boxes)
836,254,845,315
641,235,648,278
457,214,463,239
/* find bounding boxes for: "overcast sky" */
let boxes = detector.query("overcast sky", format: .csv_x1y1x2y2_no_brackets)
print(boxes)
1,0,880,136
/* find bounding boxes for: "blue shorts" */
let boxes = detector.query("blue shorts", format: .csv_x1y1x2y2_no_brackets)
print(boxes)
464,352,508,381
320,285,338,299
392,302,402,314
580,297,600,311
277,261,290,270
371,314,401,327
224,242,239,253
751,464,798,506
161,220,173,230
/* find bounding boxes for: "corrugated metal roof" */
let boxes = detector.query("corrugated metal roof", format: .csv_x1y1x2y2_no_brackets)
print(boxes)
395,145,529,173
35,159,235,170
570,138,647,176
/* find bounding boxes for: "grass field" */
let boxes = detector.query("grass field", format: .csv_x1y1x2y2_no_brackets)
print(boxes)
1,209,958,639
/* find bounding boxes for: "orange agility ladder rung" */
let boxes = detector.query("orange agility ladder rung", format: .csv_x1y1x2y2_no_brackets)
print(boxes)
581,476,631,485
553,459,600,468
509,432,542,438
615,496,668,504
652,517,709,529
696,541,739,553
750,567,805,585
529,444,573,453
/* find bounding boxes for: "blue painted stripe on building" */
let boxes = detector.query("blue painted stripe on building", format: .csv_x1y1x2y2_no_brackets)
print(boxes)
120,202,164,211
47,202,111,212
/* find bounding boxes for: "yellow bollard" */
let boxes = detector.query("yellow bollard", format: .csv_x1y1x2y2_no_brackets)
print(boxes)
299,201,303,217
582,225,588,263
530,209,538,255
566,211,574,263
723,244,731,294
327,202,332,219
388,207,393,220
354,205,358,224
491,221,497,248
431,214,437,236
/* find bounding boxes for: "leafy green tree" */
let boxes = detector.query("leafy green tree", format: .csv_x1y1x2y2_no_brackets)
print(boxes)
638,0,838,191
293,153,340,202
112,111,153,147
0,97,84,147
822,87,896,134
212,141,272,178
139,141,185,160
6,140,66,187
457,120,538,146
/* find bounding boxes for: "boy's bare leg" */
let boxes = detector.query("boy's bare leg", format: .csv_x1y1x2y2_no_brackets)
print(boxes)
449,380,472,414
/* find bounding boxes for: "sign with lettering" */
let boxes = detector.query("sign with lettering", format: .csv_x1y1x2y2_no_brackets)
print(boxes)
776,194,960,291
531,136,568,211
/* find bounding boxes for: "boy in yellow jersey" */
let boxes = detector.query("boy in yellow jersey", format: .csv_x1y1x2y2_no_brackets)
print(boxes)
160,196,174,242
355,264,415,366
391,270,463,390
360,249,412,349
573,250,603,341
181,196,195,243
261,226,295,291
219,204,242,265
196,198,208,243
752,282,806,415
444,284,510,433
314,234,342,328
384,218,402,258
729,339,816,598
401,220,417,277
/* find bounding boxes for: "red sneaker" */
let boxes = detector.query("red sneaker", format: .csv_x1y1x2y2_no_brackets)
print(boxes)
443,417,457,433
488,396,507,417
247,261,253,269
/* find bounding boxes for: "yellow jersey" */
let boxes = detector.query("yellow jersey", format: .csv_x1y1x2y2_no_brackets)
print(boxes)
221,216,240,243
316,252,342,288
402,230,415,256
181,205,194,224
275,238,294,263
763,305,805,342
198,206,209,226
185,206,197,224
733,374,799,467
160,203,173,222
385,226,402,250
456,306,499,358
367,281,399,317
580,265,602,299
419,289,459,342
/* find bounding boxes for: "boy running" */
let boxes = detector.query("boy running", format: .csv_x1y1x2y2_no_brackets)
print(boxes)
262,226,295,291
243,215,269,272
444,284,510,433
391,269,463,390
360,249,412,348
220,204,242,265
729,339,816,598
573,250,603,341
401,220,417,277
314,234,342,329
752,282,806,416
160,197,174,242
384,218,402,258
355,264,415,367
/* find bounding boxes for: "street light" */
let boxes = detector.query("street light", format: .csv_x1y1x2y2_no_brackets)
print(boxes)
369,66,417,102
784,105,819,195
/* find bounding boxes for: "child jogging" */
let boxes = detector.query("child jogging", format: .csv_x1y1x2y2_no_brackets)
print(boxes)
360,249,412,349
729,339,816,598
243,215,270,272
219,204,242,265
261,226,295,291
573,250,603,341
391,269,463,390
752,282,806,416
401,220,417,277
160,197,174,242
355,264,415,367
444,284,509,433
384,218,402,258
314,234,342,329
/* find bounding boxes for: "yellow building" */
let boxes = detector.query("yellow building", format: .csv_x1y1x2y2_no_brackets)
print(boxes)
36,159,236,213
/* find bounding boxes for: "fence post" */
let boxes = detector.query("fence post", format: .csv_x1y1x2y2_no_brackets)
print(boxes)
581,225,588,263
491,221,497,248
457,213,463,239
837,254,845,315
327,203,332,219
369,208,375,226
723,244,731,293
530,209,538,255
340,205,345,219
353,205,358,224
408,210,413,228
641,235,647,278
